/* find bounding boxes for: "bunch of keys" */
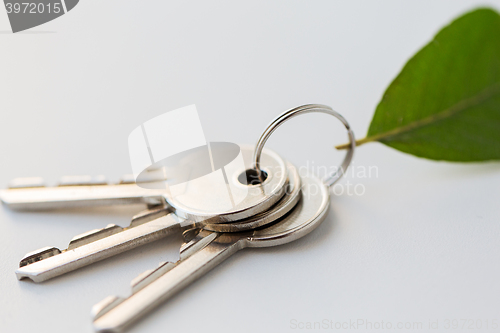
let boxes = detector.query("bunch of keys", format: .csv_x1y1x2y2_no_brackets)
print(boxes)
0,104,355,332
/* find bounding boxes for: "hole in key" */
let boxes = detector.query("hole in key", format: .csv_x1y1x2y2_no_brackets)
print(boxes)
238,169,268,186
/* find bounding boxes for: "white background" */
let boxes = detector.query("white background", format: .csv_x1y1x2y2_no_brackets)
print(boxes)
1,1,500,332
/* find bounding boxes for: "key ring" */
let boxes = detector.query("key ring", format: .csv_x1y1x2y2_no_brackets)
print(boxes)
253,104,355,187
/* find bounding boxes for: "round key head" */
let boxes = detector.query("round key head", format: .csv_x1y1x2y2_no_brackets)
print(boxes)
202,161,301,232
213,172,330,248
166,145,289,224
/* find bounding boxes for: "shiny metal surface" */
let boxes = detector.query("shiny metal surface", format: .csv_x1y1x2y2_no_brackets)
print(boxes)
92,172,329,332
0,181,167,210
1,147,288,224
15,153,293,283
167,145,288,223
252,104,355,186
16,210,181,283
202,161,301,232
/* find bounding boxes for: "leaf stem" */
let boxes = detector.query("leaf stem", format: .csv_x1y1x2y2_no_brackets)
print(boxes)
335,137,373,149
335,81,500,150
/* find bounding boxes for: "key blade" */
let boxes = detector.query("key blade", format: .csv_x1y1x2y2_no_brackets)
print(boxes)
128,229,216,295
15,214,183,283
92,296,127,321
7,177,46,189
0,182,166,210
130,261,176,294
130,206,170,227
58,175,108,186
179,229,217,259
19,246,61,267
92,233,241,333
0,173,171,210
67,224,123,250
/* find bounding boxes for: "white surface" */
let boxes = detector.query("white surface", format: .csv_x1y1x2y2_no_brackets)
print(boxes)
1,1,500,332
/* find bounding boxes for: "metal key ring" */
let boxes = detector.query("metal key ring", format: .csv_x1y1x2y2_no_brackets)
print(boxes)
253,104,355,187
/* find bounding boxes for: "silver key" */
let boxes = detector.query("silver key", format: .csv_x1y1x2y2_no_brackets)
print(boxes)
0,142,287,214
2,145,288,220
15,147,291,282
202,160,301,232
92,172,329,332
0,172,168,210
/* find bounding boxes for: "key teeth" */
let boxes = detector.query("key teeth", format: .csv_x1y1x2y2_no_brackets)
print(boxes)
8,177,46,189
92,295,126,321
130,206,170,227
58,175,108,187
19,246,61,268
68,224,123,250
119,174,135,184
130,269,154,289
130,262,176,294
120,169,168,185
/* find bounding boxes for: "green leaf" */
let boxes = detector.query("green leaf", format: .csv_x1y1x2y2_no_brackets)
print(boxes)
359,8,500,161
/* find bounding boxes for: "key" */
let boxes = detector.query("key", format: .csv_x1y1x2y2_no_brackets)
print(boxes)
202,160,301,233
15,146,292,282
92,171,329,332
15,158,297,282
0,172,168,210
1,145,288,217
164,144,289,223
